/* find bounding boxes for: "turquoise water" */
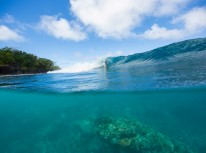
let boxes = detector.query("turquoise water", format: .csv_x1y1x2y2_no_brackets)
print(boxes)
0,45,206,152
0,89,206,153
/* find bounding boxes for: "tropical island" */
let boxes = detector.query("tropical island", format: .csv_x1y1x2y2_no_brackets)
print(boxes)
0,47,60,75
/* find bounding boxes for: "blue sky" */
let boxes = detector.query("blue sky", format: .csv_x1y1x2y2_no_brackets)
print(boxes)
0,0,206,70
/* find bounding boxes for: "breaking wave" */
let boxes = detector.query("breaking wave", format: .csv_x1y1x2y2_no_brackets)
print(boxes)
50,59,105,73
105,38,206,69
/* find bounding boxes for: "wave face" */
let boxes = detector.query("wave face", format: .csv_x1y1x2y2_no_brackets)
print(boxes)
105,38,206,68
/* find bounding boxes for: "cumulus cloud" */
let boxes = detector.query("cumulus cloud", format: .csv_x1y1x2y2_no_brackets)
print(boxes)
70,0,189,39
154,0,189,16
38,15,87,41
142,7,206,40
173,7,206,33
141,24,183,39
0,25,24,41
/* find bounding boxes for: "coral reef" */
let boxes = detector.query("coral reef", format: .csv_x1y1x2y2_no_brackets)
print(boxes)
76,116,193,153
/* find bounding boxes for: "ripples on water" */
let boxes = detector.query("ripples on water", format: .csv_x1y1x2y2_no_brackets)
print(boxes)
0,52,206,92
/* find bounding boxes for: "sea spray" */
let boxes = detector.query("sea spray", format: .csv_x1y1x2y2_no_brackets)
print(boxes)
49,58,106,73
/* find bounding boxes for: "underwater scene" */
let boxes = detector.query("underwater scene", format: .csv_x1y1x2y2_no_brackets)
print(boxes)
0,89,206,153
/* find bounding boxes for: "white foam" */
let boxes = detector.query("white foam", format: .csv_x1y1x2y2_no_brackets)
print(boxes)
49,58,105,73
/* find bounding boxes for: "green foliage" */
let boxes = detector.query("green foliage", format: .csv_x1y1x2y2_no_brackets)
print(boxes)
0,47,60,74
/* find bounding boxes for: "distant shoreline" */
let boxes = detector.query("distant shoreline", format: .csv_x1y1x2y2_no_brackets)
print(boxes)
0,72,46,77
0,47,60,76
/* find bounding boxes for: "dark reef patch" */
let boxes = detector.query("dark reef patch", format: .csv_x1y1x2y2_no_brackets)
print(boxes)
71,116,194,153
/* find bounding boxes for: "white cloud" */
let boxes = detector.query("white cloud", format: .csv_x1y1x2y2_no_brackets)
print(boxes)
70,0,189,39
38,15,87,41
173,7,206,33
154,0,189,16
142,7,206,40
0,25,24,41
141,24,183,39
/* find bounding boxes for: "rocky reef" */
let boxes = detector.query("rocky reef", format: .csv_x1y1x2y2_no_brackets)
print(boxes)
95,117,192,153
73,116,193,153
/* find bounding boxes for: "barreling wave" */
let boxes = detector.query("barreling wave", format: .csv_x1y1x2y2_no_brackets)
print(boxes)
105,37,206,69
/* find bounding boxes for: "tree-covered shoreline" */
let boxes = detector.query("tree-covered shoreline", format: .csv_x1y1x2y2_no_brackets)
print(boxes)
0,47,60,75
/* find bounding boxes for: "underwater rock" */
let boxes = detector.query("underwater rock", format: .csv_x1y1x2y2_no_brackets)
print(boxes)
94,116,193,153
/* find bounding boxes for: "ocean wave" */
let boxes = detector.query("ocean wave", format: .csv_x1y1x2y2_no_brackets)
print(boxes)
105,37,206,69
